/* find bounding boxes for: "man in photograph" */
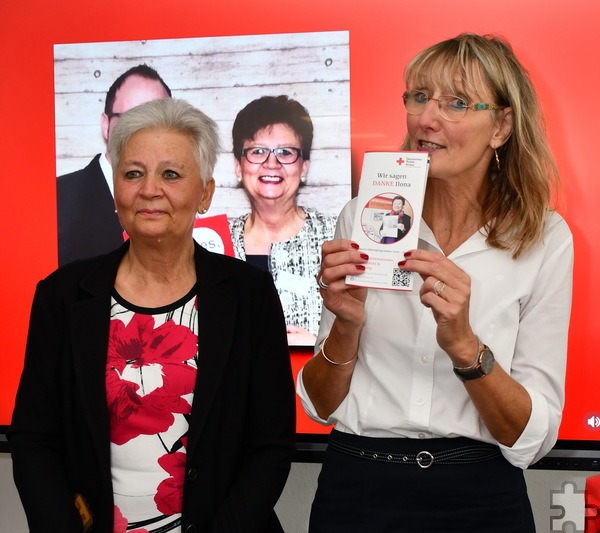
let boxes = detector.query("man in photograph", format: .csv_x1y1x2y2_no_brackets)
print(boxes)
57,64,172,265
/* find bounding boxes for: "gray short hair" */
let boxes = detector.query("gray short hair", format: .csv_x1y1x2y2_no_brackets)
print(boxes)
109,98,221,183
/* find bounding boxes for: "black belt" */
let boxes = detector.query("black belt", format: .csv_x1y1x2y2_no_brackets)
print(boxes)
328,435,501,469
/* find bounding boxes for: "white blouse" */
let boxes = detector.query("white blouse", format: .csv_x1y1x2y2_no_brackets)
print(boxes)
298,198,573,468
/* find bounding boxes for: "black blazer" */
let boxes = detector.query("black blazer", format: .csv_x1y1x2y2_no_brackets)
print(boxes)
9,242,296,533
57,154,125,266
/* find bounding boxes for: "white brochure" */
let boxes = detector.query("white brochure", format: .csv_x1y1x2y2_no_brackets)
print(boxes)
346,152,429,290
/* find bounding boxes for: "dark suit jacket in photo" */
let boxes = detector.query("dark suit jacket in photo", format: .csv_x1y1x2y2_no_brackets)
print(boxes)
9,241,296,533
57,154,125,265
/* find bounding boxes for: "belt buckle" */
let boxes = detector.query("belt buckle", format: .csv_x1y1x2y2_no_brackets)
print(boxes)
416,450,434,469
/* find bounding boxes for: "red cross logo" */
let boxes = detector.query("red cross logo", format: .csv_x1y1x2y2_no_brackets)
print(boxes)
396,157,405,165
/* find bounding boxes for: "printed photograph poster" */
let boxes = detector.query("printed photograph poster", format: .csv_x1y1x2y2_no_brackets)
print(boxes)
54,31,351,221
54,31,351,348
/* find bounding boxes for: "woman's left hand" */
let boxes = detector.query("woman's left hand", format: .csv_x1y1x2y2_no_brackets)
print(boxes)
399,249,477,365
400,248,534,448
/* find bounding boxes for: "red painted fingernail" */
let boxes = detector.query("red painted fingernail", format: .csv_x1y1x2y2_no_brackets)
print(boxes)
398,260,406,267
350,242,360,249
404,251,413,257
356,264,366,271
360,253,369,260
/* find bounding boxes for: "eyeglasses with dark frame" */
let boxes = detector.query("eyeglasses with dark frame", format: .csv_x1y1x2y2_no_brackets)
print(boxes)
106,112,123,120
402,90,504,122
242,146,303,165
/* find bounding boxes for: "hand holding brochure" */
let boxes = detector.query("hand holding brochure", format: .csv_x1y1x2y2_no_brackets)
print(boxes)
346,152,429,290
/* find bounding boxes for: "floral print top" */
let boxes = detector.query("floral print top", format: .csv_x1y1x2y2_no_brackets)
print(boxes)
106,287,199,533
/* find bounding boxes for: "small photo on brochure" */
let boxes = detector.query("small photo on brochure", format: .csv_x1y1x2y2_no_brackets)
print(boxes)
360,192,415,245
347,152,429,291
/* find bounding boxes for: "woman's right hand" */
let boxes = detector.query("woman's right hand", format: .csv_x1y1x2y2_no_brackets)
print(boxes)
303,239,368,419
317,239,369,327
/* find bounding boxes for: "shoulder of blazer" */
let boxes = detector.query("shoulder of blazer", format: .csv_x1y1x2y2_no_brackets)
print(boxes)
57,153,104,186
56,154,108,212
43,241,129,301
193,241,274,293
48,241,271,303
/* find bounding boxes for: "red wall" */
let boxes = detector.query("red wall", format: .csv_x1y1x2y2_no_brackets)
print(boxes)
2,0,599,440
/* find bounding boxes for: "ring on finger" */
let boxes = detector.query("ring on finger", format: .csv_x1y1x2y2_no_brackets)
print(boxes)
317,274,330,290
433,279,446,296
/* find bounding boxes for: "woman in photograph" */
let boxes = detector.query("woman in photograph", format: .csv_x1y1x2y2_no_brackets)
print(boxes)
9,98,295,533
379,194,412,243
230,95,337,346
298,33,573,532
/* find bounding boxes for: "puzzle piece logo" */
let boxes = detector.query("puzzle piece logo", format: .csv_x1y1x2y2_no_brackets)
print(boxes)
551,481,585,532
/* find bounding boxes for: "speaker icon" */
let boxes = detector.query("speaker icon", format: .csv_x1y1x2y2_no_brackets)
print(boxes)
586,415,600,429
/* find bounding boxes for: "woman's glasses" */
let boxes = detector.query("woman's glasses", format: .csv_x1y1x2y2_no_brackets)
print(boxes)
242,146,303,165
402,90,503,122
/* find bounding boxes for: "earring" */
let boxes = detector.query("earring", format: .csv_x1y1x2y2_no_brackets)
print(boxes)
494,149,501,171
199,208,207,215
300,175,307,184
237,176,242,184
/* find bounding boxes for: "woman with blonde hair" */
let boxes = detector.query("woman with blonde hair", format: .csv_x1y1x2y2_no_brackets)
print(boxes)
299,33,572,532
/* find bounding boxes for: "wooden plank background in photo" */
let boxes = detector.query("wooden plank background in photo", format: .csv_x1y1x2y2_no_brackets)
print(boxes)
54,31,351,219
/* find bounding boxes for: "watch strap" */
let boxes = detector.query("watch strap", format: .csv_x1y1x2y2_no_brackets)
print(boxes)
453,343,494,382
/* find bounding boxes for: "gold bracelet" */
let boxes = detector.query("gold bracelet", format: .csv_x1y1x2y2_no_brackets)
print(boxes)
320,335,357,366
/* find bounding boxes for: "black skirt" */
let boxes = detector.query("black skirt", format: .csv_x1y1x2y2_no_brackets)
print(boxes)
309,430,535,533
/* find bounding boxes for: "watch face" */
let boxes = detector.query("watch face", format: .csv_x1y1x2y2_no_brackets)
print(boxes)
480,349,495,374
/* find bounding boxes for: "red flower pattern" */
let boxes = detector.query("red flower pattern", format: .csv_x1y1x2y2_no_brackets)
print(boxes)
155,450,187,515
107,313,198,445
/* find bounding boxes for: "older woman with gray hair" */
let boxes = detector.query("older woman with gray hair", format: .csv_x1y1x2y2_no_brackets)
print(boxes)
9,98,295,533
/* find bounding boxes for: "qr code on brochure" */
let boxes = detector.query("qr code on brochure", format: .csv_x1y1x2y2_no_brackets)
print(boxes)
391,268,411,288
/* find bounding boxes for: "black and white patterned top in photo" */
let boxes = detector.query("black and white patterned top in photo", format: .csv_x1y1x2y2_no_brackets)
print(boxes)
230,206,336,336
